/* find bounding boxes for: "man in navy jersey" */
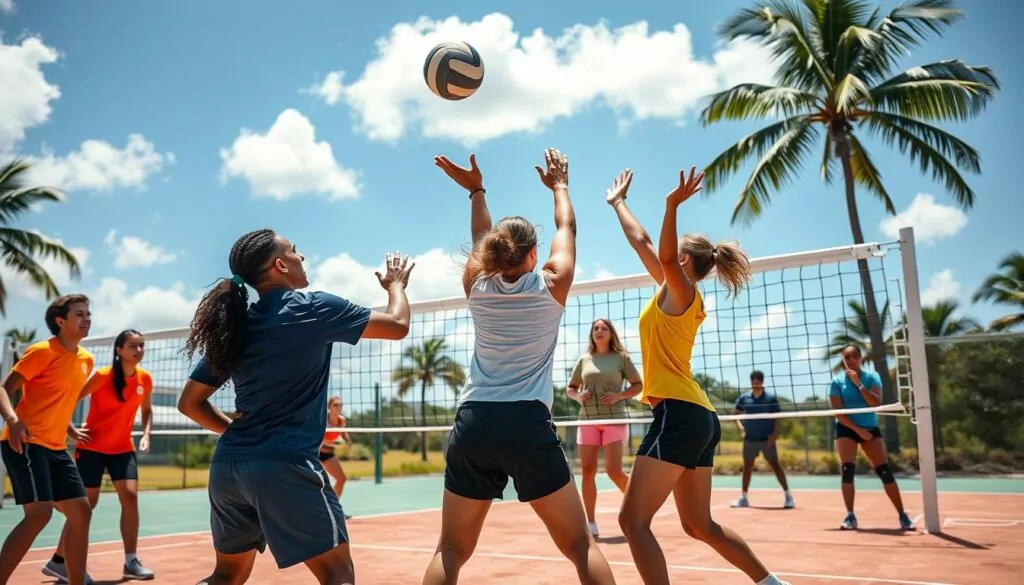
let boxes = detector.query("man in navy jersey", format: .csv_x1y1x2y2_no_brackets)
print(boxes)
731,370,794,509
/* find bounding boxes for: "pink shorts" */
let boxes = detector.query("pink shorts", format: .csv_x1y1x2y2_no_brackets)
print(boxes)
577,424,628,447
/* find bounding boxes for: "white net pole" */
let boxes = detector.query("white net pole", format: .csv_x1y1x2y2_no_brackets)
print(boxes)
0,336,14,509
898,226,940,533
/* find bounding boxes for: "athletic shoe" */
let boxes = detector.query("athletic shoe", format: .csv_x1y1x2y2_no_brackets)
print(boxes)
756,573,792,585
41,560,94,584
124,557,155,580
899,512,917,531
731,494,750,508
839,512,858,530
783,493,795,509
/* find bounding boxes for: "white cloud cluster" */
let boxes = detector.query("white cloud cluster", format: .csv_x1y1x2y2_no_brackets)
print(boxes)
309,247,465,308
219,108,360,201
104,230,178,270
0,34,61,152
0,1,14,13
920,269,962,306
879,193,968,245
87,278,201,337
306,13,776,145
29,134,173,192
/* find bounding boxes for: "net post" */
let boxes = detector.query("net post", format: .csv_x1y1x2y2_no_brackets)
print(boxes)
898,226,940,533
373,383,383,485
0,336,14,509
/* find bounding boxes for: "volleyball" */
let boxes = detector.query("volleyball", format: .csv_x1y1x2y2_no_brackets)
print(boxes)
423,41,484,101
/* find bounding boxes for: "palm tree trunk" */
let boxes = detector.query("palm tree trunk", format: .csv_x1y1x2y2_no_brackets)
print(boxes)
419,378,428,462
835,129,901,453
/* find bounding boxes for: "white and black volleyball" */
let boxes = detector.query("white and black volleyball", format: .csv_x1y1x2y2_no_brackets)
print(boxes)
423,42,484,101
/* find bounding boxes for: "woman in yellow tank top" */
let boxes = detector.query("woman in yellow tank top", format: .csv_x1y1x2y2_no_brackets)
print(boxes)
606,168,789,585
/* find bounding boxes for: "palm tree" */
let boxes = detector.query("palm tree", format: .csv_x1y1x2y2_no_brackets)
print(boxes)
971,252,1024,331
392,337,467,461
700,0,999,451
4,327,37,363
826,298,892,372
917,300,980,450
0,159,82,315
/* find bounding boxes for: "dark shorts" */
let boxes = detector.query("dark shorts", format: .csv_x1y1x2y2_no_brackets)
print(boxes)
1,441,87,505
317,450,334,463
208,458,348,569
742,440,779,463
637,399,721,469
445,400,572,503
835,422,883,444
74,449,139,488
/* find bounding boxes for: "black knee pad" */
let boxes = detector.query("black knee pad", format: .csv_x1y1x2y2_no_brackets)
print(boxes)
841,463,856,484
875,463,895,484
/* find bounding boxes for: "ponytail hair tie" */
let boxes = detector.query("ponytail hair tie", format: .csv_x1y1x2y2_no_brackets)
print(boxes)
230,275,245,286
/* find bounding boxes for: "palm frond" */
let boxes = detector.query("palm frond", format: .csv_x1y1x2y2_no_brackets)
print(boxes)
0,228,82,279
847,133,895,214
870,60,1000,122
700,84,820,125
864,112,980,172
854,0,964,83
834,73,872,114
0,187,65,225
988,313,1024,332
0,241,61,316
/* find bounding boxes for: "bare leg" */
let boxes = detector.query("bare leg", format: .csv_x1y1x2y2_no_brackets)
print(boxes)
195,549,257,585
53,497,93,585
113,480,141,555
304,543,356,585
602,440,628,493
860,438,905,513
740,457,754,494
422,489,491,585
578,445,599,524
674,467,770,582
766,458,790,491
618,455,683,585
0,502,53,583
55,488,99,558
529,482,616,584
836,438,858,512
321,457,347,499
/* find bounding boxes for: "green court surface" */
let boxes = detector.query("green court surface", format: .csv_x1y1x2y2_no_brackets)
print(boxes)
2,474,1021,549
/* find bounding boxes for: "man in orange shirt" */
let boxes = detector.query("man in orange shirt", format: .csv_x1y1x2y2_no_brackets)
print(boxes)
0,294,96,585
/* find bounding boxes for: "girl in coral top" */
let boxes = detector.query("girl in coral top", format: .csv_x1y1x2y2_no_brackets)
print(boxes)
319,396,351,501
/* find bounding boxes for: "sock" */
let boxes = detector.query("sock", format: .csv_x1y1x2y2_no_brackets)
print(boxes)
785,490,792,497
755,573,781,585
51,554,64,564
126,553,137,564
741,491,748,498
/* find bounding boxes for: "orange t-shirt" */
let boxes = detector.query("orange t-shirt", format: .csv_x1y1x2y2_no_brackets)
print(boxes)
323,415,344,444
2,338,94,451
80,366,153,455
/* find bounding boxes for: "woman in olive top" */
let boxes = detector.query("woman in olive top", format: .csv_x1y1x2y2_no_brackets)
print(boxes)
607,168,788,585
566,317,642,538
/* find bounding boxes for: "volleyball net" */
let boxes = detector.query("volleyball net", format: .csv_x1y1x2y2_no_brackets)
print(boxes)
0,227,944,530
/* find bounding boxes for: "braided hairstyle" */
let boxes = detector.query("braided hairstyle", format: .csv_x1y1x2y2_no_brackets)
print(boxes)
112,329,143,402
184,229,279,378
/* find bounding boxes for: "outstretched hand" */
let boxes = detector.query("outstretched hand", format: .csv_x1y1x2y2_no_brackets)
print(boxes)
535,148,569,190
606,169,633,206
376,251,415,290
666,166,705,206
435,154,484,193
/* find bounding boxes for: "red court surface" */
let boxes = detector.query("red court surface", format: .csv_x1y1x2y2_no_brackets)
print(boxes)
9,489,1023,584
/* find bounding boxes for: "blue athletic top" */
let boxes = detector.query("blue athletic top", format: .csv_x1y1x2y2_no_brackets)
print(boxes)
189,288,370,464
459,271,565,409
733,391,781,442
829,369,882,429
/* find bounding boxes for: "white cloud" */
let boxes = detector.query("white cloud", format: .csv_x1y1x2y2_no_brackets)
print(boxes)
920,269,961,306
879,193,968,245
0,1,15,14
739,304,790,339
28,134,173,192
0,232,91,301
309,247,464,308
219,108,360,201
88,278,201,337
0,34,61,152
308,14,775,145
104,230,178,270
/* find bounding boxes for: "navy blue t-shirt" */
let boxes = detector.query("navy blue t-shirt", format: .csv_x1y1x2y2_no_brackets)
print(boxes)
733,391,781,442
189,288,371,464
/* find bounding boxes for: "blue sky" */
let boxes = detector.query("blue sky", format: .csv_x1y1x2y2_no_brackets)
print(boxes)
1,1,1020,418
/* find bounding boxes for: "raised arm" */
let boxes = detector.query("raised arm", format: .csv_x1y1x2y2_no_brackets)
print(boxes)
606,170,664,285
536,148,576,305
658,167,704,314
434,154,489,295
362,253,415,340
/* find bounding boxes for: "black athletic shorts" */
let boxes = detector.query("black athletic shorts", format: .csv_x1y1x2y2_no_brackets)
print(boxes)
835,422,882,444
445,400,572,503
0,441,87,505
636,398,721,469
317,450,335,462
74,448,139,488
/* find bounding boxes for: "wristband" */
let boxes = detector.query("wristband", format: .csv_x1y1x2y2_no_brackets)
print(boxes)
469,188,485,198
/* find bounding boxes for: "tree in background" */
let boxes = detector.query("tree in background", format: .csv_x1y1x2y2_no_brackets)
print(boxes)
0,160,82,315
392,337,467,461
700,0,1000,451
971,252,1024,331
826,299,892,372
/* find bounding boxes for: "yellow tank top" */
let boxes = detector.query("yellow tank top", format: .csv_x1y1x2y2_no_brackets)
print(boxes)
637,285,714,411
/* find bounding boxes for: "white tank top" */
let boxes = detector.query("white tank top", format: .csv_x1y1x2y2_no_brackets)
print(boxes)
459,270,565,409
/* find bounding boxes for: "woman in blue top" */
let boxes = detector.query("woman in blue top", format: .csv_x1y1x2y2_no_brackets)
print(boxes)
830,344,914,531
177,228,416,585
421,149,615,584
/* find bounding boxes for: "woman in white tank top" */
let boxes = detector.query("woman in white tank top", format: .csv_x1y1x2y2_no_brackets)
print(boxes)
420,149,615,585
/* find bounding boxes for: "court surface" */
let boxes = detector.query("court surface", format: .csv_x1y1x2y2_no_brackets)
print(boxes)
3,474,1023,584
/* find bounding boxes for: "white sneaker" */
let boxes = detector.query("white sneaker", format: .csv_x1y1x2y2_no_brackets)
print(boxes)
731,494,750,508
41,560,94,584
756,573,792,585
587,521,600,537
784,493,795,509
